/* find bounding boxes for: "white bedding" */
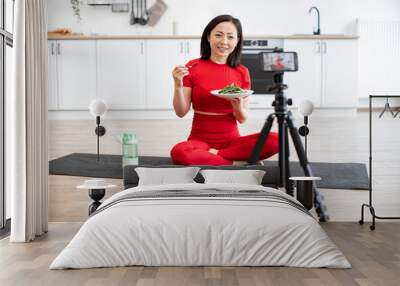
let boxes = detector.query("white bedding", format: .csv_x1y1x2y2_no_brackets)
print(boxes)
50,183,350,269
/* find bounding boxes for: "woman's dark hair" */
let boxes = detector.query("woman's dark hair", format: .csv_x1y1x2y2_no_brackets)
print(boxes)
200,14,243,68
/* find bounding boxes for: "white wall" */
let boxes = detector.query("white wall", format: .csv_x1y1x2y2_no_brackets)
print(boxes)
48,0,400,36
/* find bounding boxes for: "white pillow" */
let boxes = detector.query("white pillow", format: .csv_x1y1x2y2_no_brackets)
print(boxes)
200,169,266,185
135,167,200,186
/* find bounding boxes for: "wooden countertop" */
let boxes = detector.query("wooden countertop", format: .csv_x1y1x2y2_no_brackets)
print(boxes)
47,34,359,40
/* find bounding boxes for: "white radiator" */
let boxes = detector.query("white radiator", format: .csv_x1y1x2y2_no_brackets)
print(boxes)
357,19,400,99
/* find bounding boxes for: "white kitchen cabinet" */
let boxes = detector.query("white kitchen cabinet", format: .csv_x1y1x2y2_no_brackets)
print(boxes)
321,40,357,107
56,40,97,109
284,40,322,107
284,39,357,108
48,40,58,109
146,39,200,109
97,40,146,109
48,38,201,111
185,39,201,62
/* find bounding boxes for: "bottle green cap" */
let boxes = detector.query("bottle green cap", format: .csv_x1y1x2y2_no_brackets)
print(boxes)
122,133,135,144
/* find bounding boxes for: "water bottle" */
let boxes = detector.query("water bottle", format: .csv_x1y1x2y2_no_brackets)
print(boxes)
122,133,138,167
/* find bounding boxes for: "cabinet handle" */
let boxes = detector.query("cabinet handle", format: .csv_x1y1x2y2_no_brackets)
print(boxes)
50,43,55,55
140,42,144,54
322,42,327,54
186,42,190,54
56,43,61,55
180,42,184,54
316,42,321,53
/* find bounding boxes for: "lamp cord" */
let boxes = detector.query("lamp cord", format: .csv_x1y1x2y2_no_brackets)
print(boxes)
97,116,100,162
304,116,308,158
305,133,308,158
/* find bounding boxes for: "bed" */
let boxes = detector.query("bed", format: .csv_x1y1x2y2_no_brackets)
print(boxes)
50,166,350,269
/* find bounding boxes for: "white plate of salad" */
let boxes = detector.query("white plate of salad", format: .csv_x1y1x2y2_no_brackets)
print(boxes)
211,84,254,99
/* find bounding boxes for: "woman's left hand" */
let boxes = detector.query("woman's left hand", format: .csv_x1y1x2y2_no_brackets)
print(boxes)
225,96,249,123
225,96,248,111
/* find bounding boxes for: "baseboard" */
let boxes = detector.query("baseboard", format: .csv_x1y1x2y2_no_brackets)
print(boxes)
48,110,187,120
49,108,359,120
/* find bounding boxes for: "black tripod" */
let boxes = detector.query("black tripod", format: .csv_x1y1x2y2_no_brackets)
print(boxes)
248,73,329,222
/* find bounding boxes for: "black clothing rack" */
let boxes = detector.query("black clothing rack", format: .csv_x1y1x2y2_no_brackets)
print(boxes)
359,95,400,230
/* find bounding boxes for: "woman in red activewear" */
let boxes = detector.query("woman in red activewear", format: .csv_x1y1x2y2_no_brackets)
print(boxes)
170,14,278,166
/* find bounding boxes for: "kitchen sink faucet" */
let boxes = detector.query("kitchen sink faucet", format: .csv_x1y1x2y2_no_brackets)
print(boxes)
308,6,321,35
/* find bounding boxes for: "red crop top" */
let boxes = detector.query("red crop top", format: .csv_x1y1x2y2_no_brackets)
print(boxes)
182,58,251,113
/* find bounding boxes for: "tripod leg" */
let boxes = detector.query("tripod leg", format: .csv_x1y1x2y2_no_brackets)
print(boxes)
248,114,275,164
278,118,285,187
283,123,294,196
286,111,329,222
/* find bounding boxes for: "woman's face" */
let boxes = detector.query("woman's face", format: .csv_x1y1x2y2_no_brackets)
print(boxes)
208,21,239,60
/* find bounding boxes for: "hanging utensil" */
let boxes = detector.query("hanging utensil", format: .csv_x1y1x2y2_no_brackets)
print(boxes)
135,0,140,24
130,0,136,24
138,0,147,25
143,0,149,24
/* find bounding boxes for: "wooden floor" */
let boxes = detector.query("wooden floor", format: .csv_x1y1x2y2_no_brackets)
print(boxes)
1,222,400,286
48,111,400,222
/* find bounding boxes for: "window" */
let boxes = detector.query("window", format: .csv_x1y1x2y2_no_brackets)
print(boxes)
5,0,13,33
0,0,14,233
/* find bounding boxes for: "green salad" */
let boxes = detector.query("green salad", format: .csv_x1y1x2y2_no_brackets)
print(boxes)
218,84,245,94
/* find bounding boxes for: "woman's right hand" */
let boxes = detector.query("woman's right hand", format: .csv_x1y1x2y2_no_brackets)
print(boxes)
172,65,189,88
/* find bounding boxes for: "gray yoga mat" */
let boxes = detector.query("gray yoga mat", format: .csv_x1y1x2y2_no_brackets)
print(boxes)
49,153,369,190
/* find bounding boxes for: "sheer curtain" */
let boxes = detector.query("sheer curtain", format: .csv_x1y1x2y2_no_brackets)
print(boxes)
9,0,48,242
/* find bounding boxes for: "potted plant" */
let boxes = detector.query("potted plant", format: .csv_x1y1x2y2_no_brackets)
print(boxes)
70,0,82,22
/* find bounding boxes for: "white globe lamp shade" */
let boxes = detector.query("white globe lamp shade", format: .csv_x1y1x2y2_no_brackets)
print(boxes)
89,99,107,117
299,100,314,116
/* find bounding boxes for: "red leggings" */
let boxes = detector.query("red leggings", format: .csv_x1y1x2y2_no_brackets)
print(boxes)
170,113,279,165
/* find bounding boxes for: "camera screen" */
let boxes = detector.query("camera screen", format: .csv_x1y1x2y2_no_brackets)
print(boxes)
259,52,298,72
